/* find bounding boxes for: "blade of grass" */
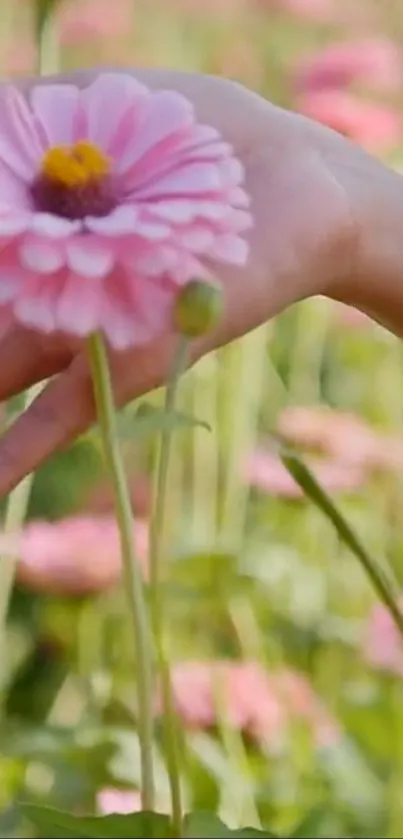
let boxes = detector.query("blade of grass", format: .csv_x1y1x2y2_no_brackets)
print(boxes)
281,450,403,637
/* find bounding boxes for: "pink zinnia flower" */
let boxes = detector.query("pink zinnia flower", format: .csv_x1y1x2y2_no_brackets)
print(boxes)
97,788,142,815
361,598,403,678
294,38,402,94
243,449,365,498
278,406,403,472
0,74,250,348
58,0,133,44
256,0,337,21
297,91,401,152
0,514,149,596
162,661,339,749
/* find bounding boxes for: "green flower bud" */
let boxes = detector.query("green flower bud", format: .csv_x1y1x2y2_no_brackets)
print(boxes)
173,279,223,338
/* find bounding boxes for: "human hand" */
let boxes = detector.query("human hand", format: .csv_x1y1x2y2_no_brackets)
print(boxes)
0,66,401,496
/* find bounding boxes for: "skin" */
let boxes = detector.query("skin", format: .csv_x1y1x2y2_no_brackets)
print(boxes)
0,66,403,497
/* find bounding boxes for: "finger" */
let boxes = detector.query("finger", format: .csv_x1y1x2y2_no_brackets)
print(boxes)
0,334,177,497
0,327,73,400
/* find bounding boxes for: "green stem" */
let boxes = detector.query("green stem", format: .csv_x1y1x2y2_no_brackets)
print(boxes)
87,332,155,810
150,337,189,838
0,383,43,678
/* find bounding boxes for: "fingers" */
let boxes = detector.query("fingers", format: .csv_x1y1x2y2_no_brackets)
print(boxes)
0,327,73,401
0,334,177,498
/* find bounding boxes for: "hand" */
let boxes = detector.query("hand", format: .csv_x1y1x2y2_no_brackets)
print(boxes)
0,67,401,497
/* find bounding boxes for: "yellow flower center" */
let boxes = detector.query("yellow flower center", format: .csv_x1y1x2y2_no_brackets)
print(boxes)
41,141,111,189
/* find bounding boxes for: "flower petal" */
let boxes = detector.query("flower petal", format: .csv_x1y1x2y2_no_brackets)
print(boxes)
19,238,65,274
55,273,102,336
80,73,148,152
0,87,43,180
134,163,223,200
210,234,249,265
13,275,62,333
31,213,81,239
117,90,194,175
85,206,139,236
30,84,81,146
66,239,114,278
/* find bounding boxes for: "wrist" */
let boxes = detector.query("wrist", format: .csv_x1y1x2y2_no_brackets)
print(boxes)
330,151,403,336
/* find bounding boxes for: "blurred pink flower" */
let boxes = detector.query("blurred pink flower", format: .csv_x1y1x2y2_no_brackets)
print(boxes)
361,599,403,677
278,406,403,472
257,0,337,20
163,661,339,748
294,38,402,94
97,788,142,815
243,449,365,498
58,0,133,44
3,40,36,77
173,0,246,15
0,74,250,349
0,514,149,596
297,90,401,152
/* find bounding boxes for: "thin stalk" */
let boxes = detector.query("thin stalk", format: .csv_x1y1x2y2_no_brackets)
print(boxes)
87,332,155,810
0,384,43,656
150,337,189,838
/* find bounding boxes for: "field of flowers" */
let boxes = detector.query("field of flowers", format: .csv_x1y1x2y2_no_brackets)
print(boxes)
1,1,403,837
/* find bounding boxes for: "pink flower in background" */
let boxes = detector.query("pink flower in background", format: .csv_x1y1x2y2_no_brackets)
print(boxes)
3,40,36,77
361,599,403,678
0,515,149,596
0,74,250,349
257,0,336,20
97,788,142,815
277,406,403,472
58,0,133,44
294,38,402,94
243,449,365,498
162,661,339,748
297,91,401,152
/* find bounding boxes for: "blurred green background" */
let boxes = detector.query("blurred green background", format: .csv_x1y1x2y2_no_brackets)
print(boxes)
1,1,403,837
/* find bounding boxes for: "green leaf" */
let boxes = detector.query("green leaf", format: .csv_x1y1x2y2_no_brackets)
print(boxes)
118,403,211,440
184,811,277,838
281,450,403,637
22,805,171,839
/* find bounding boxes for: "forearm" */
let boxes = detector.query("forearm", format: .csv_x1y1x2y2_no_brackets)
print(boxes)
330,151,403,337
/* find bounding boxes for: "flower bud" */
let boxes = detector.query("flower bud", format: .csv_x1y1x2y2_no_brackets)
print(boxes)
173,279,223,338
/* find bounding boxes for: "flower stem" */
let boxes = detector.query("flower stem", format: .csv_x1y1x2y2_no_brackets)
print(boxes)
150,337,189,838
0,384,44,676
87,332,155,810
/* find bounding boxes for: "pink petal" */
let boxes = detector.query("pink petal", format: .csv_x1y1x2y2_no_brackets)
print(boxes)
80,73,148,153
117,91,194,175
210,234,249,265
134,163,223,200
13,275,63,333
55,273,102,336
0,264,28,303
85,206,139,236
19,238,65,275
227,187,251,208
0,162,31,210
177,227,215,253
30,213,81,239
0,212,30,236
66,239,114,278
0,87,43,180
30,85,81,147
